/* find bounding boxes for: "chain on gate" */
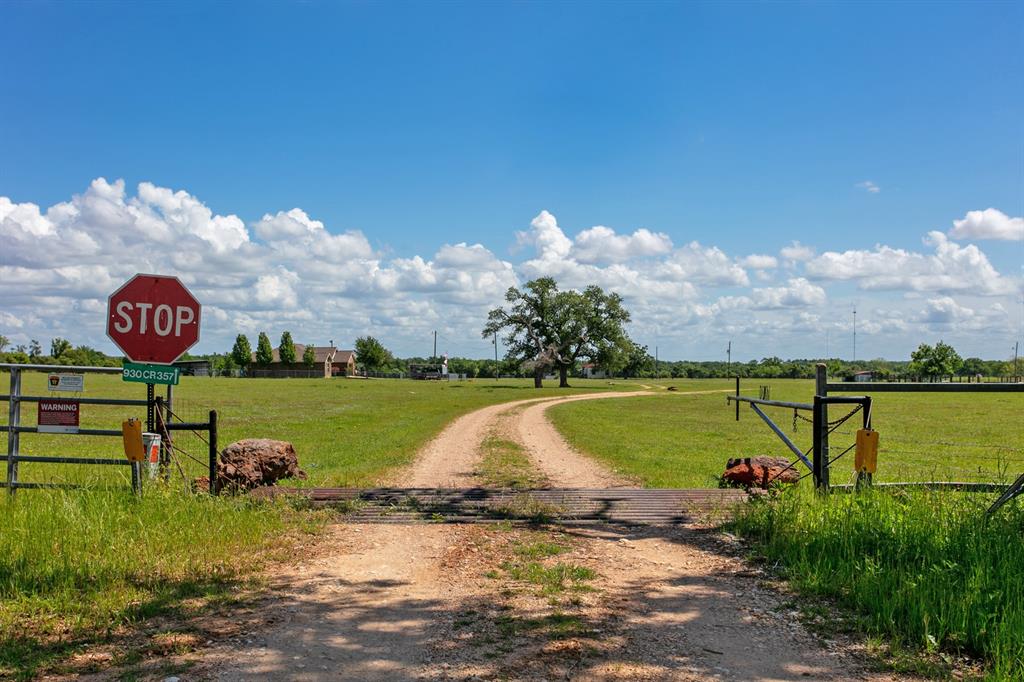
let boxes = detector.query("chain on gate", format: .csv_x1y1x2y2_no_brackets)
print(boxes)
770,403,867,486
155,405,214,490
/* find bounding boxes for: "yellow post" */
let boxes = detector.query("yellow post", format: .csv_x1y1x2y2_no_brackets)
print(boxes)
854,428,879,474
122,418,145,462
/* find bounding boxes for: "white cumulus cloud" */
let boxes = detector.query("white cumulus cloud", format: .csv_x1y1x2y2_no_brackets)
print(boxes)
0,180,1019,358
948,208,1023,241
740,254,778,270
804,232,1015,296
572,225,673,264
749,278,827,309
780,241,815,262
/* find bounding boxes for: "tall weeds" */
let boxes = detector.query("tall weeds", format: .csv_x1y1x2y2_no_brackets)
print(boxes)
0,488,299,677
732,488,1024,680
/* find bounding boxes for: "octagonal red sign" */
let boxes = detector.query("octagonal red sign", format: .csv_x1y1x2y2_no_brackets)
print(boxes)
106,274,201,365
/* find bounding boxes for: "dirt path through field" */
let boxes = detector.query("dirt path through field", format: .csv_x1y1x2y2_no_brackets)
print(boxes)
401,390,646,488
174,389,910,681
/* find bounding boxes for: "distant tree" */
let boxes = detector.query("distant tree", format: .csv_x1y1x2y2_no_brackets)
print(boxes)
910,341,963,380
448,357,481,378
50,337,71,359
59,345,119,367
231,334,253,371
0,335,9,352
14,344,27,354
960,357,986,377
279,331,296,365
622,342,655,378
592,336,631,377
303,344,316,368
28,339,42,358
483,277,632,388
4,351,30,364
355,336,393,371
255,332,274,367
216,353,237,376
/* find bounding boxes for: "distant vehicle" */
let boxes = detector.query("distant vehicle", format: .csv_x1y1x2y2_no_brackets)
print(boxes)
409,363,445,380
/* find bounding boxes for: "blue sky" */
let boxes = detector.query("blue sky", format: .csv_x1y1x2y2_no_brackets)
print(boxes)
1,1,1022,361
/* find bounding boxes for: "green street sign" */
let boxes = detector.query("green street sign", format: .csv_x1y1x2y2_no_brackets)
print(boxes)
122,361,180,385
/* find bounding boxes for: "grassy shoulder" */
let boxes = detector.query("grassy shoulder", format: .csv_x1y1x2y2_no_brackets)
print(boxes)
0,372,645,677
547,381,1024,678
731,488,1024,680
0,488,328,680
547,380,1024,486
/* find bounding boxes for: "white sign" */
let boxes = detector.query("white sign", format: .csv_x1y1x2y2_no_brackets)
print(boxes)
47,374,85,392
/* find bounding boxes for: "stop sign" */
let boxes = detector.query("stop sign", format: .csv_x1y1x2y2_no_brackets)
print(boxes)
106,274,201,365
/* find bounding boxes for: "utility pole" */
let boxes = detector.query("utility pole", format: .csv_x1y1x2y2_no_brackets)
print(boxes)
853,307,857,362
433,330,437,360
826,330,830,360
1015,341,1020,381
494,332,499,381
655,345,659,378
727,340,731,375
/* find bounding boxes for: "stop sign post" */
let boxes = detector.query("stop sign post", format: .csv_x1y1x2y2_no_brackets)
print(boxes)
107,274,201,365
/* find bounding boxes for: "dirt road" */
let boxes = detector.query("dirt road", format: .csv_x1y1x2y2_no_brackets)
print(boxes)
402,391,644,488
181,390,909,681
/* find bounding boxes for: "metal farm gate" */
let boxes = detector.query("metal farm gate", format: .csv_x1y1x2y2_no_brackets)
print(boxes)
728,364,1024,513
1,363,218,495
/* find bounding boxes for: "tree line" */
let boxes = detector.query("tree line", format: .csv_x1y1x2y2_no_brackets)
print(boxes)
218,331,318,373
0,336,121,367
2,315,1019,381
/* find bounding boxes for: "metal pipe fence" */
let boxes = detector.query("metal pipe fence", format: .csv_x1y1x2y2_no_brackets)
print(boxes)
729,365,1022,493
1,363,218,495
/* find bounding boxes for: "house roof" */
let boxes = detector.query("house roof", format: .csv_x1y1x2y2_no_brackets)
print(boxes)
253,345,336,364
334,350,356,364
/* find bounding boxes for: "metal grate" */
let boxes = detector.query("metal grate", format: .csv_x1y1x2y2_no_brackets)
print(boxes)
251,487,750,525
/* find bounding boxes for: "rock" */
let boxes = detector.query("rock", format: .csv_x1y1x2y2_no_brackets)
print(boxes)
722,456,799,489
214,439,307,491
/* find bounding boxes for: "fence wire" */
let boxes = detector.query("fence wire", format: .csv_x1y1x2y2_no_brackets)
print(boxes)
756,395,1024,485
155,398,216,482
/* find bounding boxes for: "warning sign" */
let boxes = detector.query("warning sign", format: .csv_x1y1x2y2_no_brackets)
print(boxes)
37,399,80,434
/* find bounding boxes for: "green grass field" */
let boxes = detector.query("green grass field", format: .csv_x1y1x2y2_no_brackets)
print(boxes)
2,372,1022,678
0,371,650,678
547,379,1024,487
1,372,652,489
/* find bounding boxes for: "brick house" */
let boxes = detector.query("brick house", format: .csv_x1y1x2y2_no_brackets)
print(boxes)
332,350,357,377
253,345,337,378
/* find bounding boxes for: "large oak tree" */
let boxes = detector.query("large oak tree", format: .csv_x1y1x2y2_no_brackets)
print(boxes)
483,277,632,388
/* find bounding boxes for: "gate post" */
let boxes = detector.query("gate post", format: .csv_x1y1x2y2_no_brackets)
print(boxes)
205,409,218,493
734,376,740,421
813,363,830,490
6,367,21,494
131,461,143,496
146,383,155,434
208,410,219,495
162,384,173,482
